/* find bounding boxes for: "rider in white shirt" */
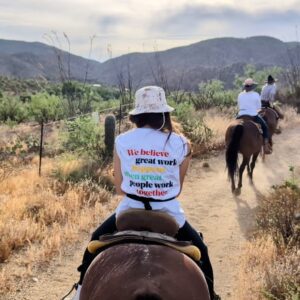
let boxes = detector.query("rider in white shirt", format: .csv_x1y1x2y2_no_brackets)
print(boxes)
261,75,277,108
237,78,272,154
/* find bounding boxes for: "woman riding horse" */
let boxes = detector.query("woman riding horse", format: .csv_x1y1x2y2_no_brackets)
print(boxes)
237,78,272,154
70,86,218,300
225,78,271,194
260,74,283,135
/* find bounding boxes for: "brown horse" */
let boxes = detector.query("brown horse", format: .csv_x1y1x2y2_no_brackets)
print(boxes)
79,210,210,300
80,243,210,300
259,107,278,147
225,117,263,194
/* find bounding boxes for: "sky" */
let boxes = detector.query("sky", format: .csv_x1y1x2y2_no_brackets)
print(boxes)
1,0,300,61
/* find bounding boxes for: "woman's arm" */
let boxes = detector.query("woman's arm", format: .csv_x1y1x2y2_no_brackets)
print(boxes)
113,149,125,195
178,143,192,196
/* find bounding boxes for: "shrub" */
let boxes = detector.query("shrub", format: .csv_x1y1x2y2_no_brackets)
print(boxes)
62,116,105,159
29,93,67,123
190,80,237,110
256,183,299,248
0,96,28,123
261,248,300,300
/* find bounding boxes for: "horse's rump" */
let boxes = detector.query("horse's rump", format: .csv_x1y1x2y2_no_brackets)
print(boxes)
260,108,278,136
80,244,210,300
226,118,262,154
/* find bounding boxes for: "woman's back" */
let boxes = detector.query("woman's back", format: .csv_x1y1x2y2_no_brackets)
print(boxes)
116,128,188,200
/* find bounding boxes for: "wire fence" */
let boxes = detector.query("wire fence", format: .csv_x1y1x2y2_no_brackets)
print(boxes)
0,102,134,176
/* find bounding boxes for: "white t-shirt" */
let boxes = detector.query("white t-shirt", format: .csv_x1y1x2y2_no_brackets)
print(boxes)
261,83,276,102
115,128,189,227
237,91,261,116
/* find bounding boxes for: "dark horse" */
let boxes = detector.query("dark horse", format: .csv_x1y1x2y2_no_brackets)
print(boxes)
80,210,210,300
225,117,263,194
260,107,278,147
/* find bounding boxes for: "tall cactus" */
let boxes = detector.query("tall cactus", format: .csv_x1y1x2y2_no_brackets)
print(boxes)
104,114,116,156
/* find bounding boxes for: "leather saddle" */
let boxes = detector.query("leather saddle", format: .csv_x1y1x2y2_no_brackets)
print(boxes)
87,209,201,261
237,115,263,135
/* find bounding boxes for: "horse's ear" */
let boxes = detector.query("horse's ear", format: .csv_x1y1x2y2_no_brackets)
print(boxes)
116,209,179,237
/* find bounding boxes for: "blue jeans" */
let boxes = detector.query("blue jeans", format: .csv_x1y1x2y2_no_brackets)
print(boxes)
253,115,269,139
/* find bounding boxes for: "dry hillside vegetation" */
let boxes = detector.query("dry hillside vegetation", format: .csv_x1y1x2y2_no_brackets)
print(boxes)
237,167,300,299
0,154,118,295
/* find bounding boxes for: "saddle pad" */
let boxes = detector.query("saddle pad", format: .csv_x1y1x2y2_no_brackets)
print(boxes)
87,230,201,261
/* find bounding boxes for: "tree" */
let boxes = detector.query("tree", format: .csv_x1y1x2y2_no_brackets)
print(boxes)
284,45,300,97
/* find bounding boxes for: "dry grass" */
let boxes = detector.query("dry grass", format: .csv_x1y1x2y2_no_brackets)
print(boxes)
204,108,233,147
237,236,277,300
238,237,299,300
279,105,300,129
0,156,116,295
238,181,300,300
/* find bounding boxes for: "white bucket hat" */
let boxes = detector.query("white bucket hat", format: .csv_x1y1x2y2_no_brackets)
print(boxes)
243,78,257,86
129,86,174,115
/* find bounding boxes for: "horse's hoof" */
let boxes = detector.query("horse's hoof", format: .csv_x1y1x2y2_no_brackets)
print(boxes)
234,188,241,196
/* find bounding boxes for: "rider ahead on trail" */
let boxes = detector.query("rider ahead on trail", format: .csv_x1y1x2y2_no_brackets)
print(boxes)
236,78,272,154
261,75,277,108
261,75,284,123
71,86,218,300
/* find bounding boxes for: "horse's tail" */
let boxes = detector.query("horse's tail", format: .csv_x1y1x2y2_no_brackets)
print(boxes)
226,123,243,179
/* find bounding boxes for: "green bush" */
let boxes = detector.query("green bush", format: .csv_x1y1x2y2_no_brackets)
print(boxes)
0,96,28,123
29,93,67,123
62,116,104,159
190,80,237,110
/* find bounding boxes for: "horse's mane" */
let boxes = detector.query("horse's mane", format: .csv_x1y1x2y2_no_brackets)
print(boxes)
135,293,163,300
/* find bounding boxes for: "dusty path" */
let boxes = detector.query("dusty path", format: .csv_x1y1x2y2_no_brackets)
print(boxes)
5,126,300,300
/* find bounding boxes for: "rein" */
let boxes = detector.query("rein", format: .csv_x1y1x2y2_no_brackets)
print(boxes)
61,283,78,300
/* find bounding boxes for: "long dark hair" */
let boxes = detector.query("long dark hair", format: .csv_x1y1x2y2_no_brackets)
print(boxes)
129,112,191,156
129,112,172,132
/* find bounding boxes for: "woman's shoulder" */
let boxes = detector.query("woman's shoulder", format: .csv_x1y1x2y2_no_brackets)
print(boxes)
116,128,136,141
169,132,188,144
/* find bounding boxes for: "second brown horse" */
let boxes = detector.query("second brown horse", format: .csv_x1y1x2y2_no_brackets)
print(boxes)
225,117,263,194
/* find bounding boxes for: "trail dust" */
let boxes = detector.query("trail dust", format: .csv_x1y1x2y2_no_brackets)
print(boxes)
4,126,300,300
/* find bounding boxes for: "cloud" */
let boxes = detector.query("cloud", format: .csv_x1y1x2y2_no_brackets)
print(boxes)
0,0,300,60
154,4,300,38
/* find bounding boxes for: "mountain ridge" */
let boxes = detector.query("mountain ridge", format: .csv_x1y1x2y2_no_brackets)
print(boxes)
0,36,297,89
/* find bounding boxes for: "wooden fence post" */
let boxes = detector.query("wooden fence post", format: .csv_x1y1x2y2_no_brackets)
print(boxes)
38,121,44,176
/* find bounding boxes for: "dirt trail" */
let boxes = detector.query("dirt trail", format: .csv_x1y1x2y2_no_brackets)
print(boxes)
6,127,300,300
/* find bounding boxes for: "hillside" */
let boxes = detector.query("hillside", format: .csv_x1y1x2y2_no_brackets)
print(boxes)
0,39,102,82
0,36,296,89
